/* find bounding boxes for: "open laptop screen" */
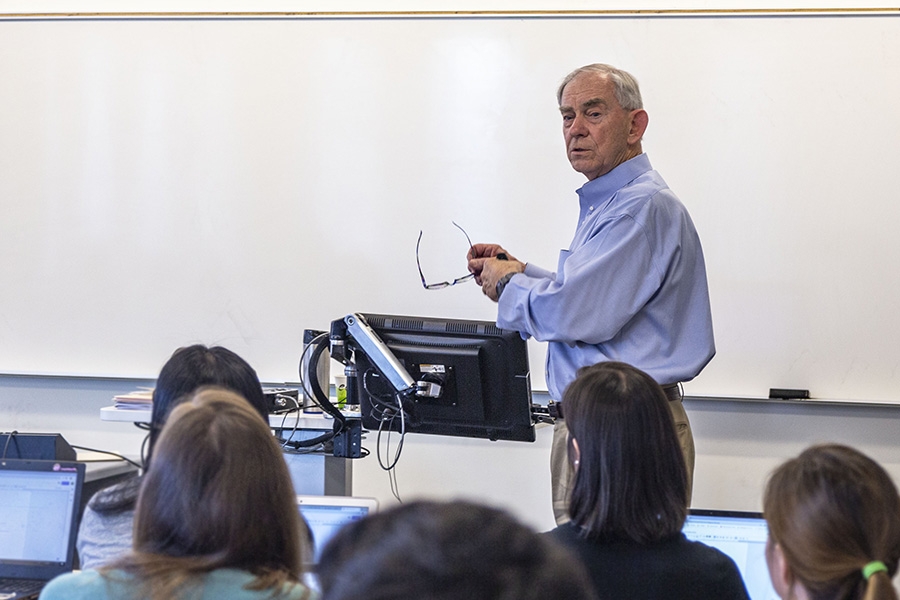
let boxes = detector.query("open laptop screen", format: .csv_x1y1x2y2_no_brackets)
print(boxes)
683,509,778,600
297,495,378,564
0,459,84,580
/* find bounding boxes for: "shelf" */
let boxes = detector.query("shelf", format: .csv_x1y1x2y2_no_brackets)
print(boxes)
100,406,361,429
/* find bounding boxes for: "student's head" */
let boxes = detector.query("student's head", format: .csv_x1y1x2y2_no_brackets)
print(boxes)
316,500,596,600
764,444,900,600
124,387,307,598
147,344,267,466
564,361,687,542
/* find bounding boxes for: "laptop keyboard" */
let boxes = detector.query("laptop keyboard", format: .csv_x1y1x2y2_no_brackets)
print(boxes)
0,577,44,595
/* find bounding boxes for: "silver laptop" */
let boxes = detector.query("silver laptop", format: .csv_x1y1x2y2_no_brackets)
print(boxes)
0,459,85,600
683,509,779,600
296,495,378,564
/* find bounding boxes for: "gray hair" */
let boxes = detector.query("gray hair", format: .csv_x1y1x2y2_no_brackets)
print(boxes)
557,63,643,110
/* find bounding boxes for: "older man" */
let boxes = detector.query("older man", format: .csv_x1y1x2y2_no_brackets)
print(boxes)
467,63,715,523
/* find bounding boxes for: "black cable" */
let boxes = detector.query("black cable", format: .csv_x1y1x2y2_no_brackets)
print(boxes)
277,396,342,453
281,420,343,449
278,395,303,450
302,335,347,426
289,332,351,451
298,333,331,412
283,443,325,455
277,387,343,450
362,369,405,422
272,393,301,415
1,430,18,459
389,462,402,503
360,365,410,475
376,404,405,472
297,332,324,396
139,432,150,468
373,409,404,503
70,445,143,470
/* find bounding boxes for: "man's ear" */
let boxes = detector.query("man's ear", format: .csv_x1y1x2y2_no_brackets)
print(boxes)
628,109,649,144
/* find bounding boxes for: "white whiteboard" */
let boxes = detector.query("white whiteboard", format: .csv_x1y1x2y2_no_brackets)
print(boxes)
1,13,899,401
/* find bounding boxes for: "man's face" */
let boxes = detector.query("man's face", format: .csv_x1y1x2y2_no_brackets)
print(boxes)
559,72,643,181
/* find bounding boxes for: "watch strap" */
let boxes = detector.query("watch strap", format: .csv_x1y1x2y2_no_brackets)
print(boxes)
495,272,517,298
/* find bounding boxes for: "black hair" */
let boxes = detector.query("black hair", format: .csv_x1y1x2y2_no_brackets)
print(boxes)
317,500,597,600
564,361,687,542
89,345,267,515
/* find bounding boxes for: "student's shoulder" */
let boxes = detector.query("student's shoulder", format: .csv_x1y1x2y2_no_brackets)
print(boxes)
76,505,136,570
674,536,750,598
202,569,317,600
677,533,740,566
40,569,117,600
544,521,582,545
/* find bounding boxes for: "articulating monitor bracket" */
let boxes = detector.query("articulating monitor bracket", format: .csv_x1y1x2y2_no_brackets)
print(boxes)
329,313,441,399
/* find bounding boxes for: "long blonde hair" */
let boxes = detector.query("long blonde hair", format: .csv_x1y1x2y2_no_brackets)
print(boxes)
107,387,311,600
764,444,900,600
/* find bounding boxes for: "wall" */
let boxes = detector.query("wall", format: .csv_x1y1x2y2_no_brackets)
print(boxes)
2,0,900,544
4,374,900,533
2,9,900,403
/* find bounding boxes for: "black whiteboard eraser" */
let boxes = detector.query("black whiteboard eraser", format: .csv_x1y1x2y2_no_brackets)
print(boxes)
769,388,810,399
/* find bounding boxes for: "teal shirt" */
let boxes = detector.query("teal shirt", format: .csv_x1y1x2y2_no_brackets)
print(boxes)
40,568,316,600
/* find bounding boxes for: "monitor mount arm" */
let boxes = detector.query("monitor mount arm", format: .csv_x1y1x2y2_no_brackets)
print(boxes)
329,313,443,399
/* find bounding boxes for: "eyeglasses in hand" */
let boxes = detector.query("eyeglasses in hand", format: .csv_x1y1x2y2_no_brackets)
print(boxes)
416,221,475,290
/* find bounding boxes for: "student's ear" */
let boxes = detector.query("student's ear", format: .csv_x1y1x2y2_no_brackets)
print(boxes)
766,536,794,600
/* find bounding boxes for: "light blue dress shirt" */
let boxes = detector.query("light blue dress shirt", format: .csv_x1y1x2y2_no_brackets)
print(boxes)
497,153,715,400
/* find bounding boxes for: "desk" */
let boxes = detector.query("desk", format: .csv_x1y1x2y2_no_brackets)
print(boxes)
99,406,354,496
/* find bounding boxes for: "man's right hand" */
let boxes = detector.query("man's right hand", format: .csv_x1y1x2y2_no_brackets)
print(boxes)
467,244,518,285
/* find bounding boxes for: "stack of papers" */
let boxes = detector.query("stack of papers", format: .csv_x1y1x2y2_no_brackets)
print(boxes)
113,389,154,410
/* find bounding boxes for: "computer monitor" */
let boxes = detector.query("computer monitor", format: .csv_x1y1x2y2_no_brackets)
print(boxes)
348,313,534,442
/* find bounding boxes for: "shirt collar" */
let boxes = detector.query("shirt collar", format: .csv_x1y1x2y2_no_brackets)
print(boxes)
576,153,652,208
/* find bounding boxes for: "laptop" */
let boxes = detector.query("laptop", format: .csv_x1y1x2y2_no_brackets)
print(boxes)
296,495,378,564
683,509,779,600
0,459,85,600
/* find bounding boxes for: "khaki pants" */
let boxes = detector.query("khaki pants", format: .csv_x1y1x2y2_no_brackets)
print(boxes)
550,392,695,525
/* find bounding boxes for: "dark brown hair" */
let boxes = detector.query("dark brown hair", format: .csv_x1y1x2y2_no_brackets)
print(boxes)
564,361,687,542
764,444,900,600
107,387,310,600
316,500,597,600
